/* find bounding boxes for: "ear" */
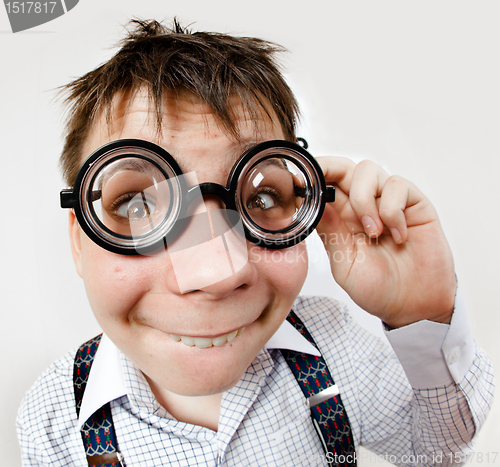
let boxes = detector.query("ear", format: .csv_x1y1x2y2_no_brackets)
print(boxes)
69,210,84,278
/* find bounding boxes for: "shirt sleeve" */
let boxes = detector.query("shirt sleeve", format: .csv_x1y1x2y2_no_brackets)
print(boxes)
373,285,495,463
296,295,494,466
384,286,473,389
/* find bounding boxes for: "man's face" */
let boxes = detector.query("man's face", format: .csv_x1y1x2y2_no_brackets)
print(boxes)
69,89,308,397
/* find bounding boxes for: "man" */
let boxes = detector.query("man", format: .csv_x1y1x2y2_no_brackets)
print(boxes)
17,19,493,466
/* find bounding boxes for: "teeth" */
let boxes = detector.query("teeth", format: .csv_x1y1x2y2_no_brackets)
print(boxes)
227,330,238,342
180,335,194,346
212,335,228,347
193,337,213,348
170,328,244,348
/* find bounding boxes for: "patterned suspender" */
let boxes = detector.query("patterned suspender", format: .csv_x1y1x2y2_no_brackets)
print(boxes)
283,311,356,466
73,312,356,467
73,335,123,467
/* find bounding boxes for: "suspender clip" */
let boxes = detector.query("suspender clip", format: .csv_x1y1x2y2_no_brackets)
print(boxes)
306,384,340,408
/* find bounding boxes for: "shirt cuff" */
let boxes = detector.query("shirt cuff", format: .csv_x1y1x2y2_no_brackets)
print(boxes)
384,286,475,389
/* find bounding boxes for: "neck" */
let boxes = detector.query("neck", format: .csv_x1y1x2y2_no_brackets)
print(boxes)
144,374,223,432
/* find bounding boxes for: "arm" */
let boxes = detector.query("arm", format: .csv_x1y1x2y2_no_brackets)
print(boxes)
363,290,494,463
314,156,494,461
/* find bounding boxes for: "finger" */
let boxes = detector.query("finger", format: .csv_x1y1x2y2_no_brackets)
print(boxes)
349,160,390,237
316,204,357,279
316,156,357,195
316,156,365,233
377,176,410,244
378,176,430,243
326,187,365,234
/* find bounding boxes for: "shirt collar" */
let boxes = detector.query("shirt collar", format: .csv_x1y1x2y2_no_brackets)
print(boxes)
77,318,320,430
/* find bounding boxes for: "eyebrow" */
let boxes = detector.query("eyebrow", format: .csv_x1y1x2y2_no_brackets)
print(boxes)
228,140,293,163
97,159,162,189
227,141,261,162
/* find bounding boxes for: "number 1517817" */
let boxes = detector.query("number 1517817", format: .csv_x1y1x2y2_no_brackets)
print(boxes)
5,2,57,14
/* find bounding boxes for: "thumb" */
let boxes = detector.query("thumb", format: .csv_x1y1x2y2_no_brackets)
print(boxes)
316,204,357,280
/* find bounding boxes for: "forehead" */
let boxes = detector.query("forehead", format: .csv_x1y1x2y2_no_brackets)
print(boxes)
82,88,285,173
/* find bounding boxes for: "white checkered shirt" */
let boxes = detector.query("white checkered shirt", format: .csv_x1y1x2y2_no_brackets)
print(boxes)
17,294,494,466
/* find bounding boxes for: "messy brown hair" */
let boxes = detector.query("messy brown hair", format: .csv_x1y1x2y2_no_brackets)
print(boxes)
59,19,300,186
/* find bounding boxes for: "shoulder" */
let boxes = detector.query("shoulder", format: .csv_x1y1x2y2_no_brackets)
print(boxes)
293,295,352,331
293,295,369,348
17,347,80,449
292,295,410,439
292,295,400,372
17,345,93,464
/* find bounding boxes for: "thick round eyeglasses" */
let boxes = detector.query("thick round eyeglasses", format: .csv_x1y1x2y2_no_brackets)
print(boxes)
60,139,335,255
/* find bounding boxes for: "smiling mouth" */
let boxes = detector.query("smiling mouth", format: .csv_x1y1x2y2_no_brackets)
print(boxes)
169,327,245,348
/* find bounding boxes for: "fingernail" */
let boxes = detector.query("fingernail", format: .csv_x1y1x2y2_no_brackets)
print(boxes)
390,227,402,244
361,216,378,237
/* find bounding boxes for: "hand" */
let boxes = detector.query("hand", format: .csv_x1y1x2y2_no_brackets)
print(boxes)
316,157,457,328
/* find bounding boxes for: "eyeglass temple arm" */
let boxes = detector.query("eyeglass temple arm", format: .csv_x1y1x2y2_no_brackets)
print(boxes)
60,189,102,208
324,186,336,203
293,185,335,203
60,189,76,208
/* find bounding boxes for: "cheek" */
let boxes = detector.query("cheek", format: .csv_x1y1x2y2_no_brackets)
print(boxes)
79,236,150,323
249,243,308,296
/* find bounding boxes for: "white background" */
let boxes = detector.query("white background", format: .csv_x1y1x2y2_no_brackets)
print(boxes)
1,1,498,465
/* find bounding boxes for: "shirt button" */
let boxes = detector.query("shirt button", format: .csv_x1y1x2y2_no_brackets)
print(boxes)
447,347,461,365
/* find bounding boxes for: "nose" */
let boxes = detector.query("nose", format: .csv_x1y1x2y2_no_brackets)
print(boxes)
166,201,258,297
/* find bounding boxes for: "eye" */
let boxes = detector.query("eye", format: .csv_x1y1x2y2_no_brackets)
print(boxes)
114,193,156,220
247,191,278,211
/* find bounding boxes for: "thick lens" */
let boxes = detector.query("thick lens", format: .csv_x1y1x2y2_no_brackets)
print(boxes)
77,143,184,253
90,157,172,238
233,142,325,248
241,157,307,232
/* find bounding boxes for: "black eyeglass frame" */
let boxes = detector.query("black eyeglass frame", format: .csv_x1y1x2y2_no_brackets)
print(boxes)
60,138,335,255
